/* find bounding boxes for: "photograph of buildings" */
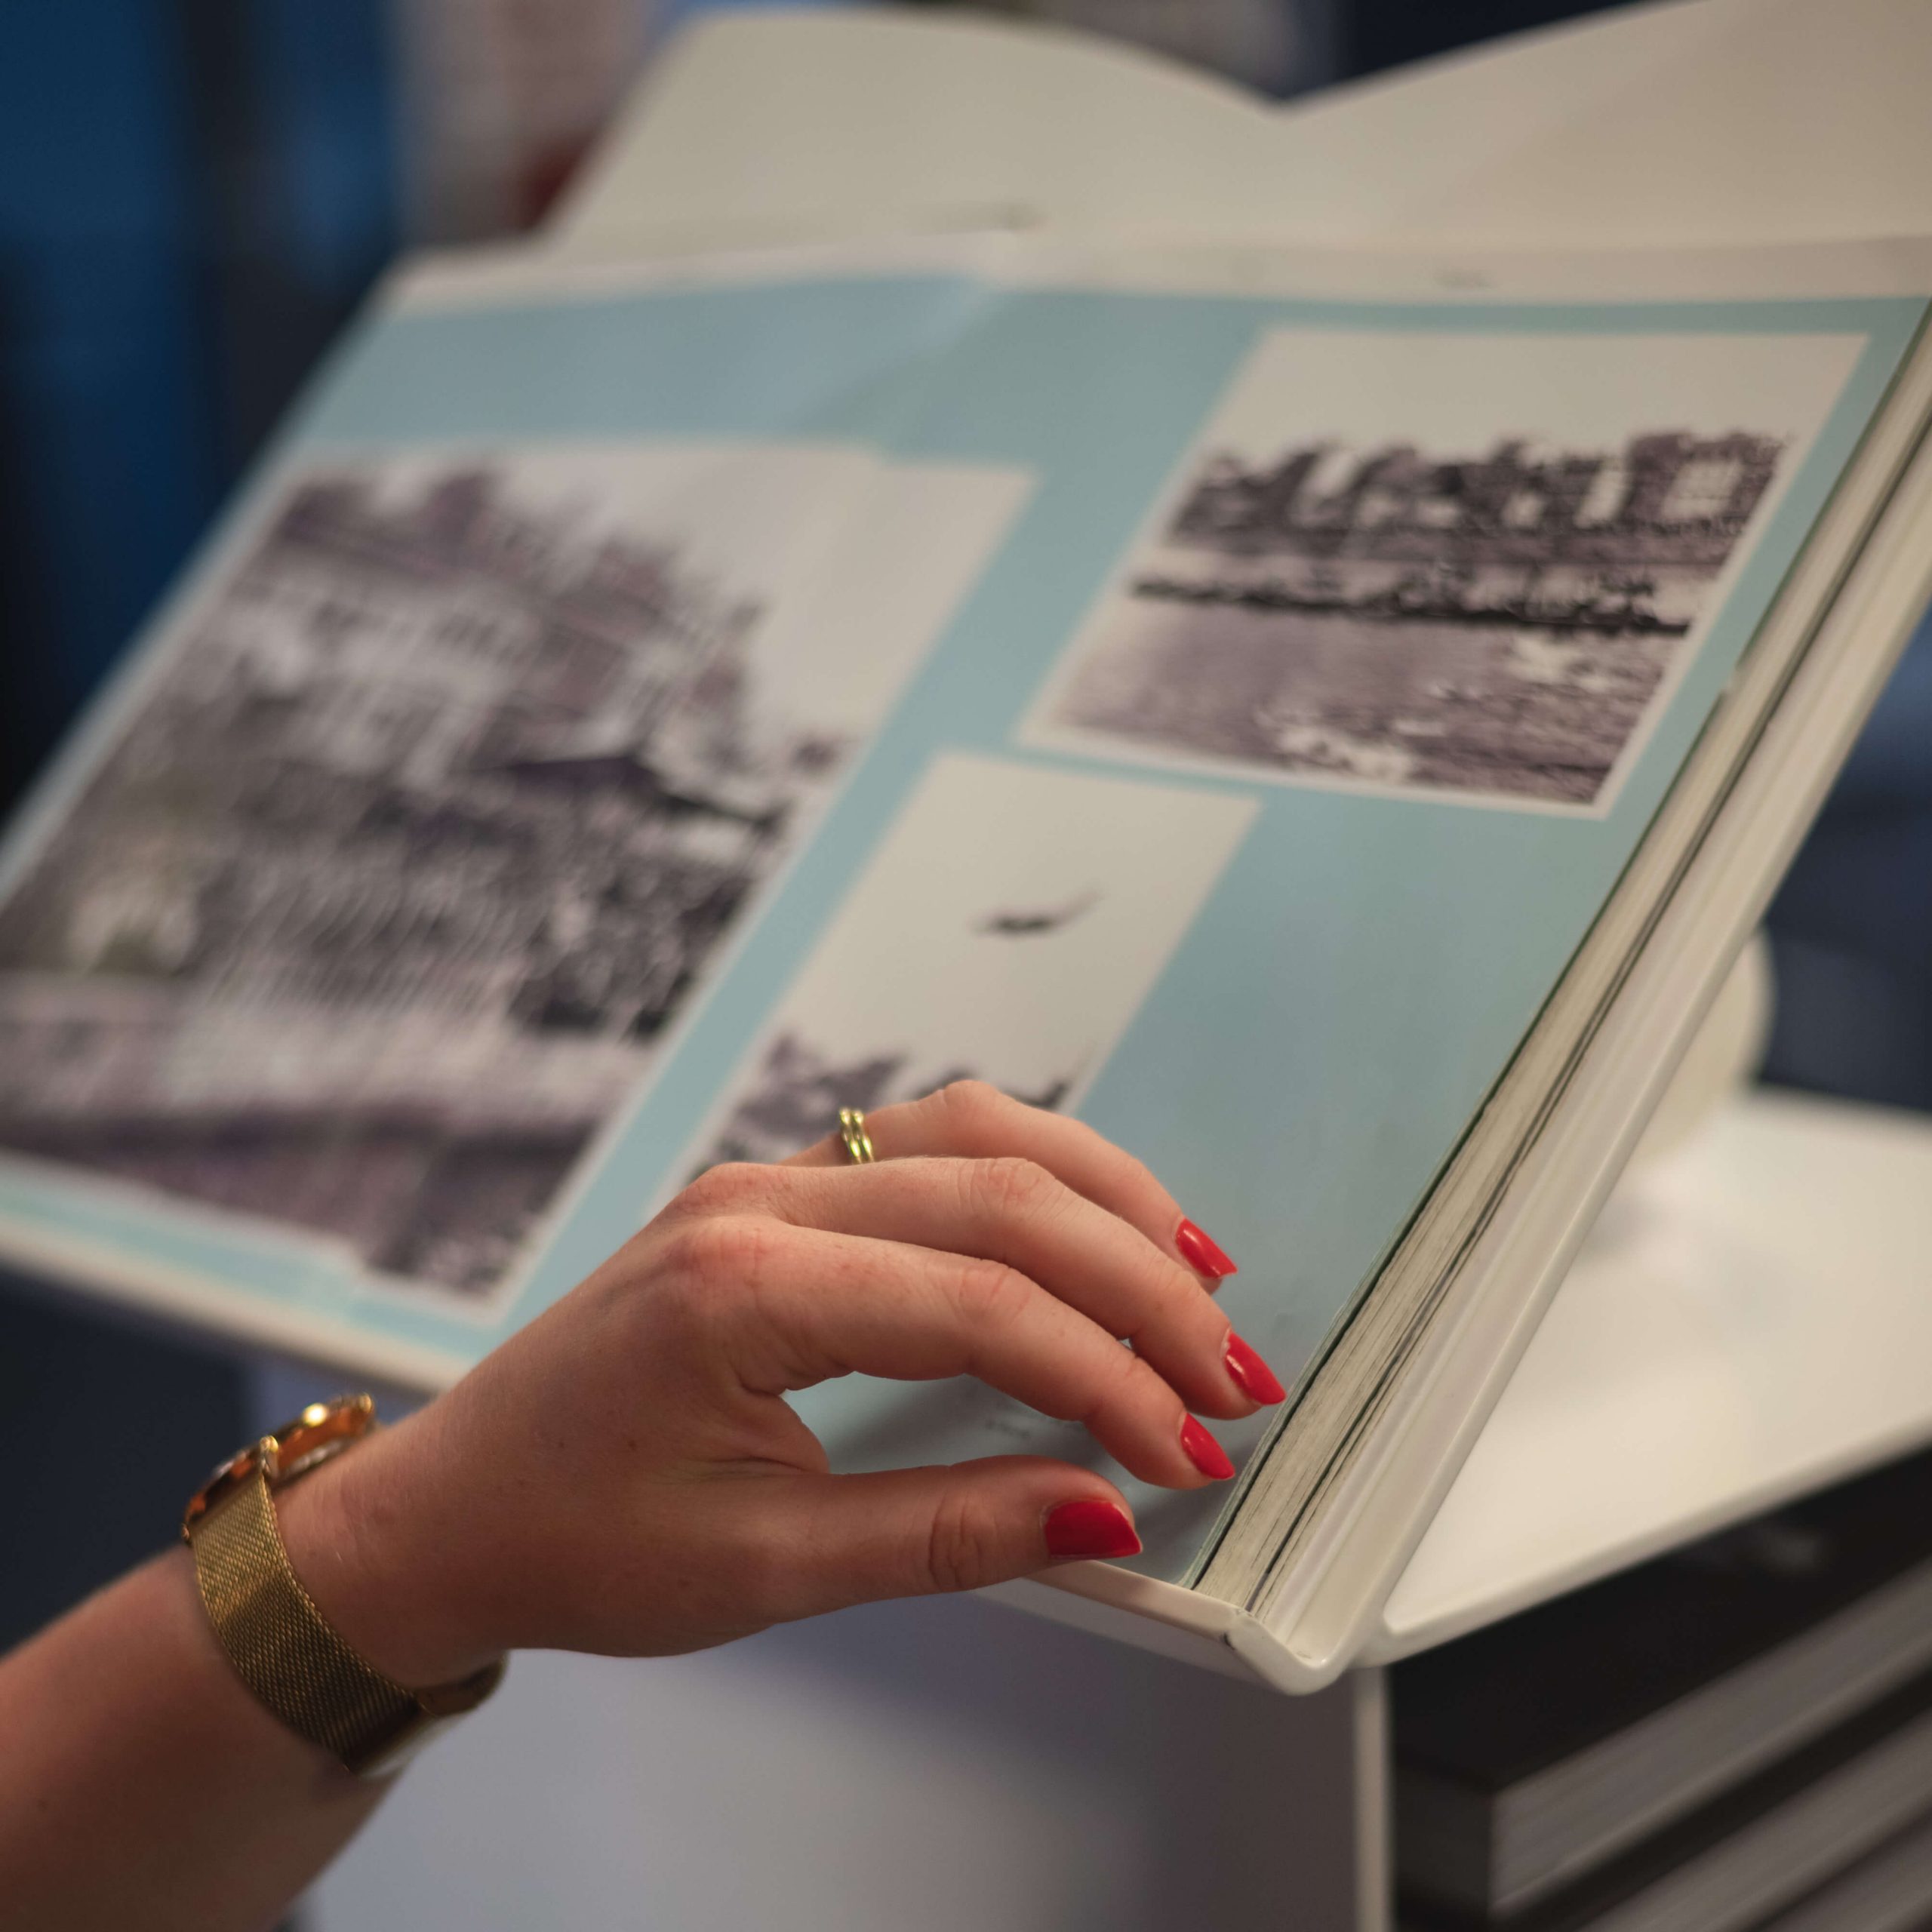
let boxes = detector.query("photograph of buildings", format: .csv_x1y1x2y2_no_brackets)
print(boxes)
685,753,1256,1176
1029,328,1863,807
0,442,930,1297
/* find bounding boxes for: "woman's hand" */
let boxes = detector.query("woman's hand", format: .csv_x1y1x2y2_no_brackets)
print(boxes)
0,1084,1285,1932
276,1082,1283,1687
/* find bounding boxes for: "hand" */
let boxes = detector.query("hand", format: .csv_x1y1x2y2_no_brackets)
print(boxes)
276,1082,1282,1686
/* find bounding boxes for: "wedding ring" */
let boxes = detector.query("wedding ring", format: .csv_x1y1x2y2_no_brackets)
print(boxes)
837,1107,876,1166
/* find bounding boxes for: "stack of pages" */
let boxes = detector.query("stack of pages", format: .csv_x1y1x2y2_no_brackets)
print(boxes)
3,9,1930,1688
1395,1449,1932,1931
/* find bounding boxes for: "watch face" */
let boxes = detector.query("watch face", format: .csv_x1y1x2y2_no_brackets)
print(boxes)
183,1394,376,1531
267,1395,377,1486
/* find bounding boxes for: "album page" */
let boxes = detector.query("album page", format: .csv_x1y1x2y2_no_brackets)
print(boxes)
0,235,1921,1584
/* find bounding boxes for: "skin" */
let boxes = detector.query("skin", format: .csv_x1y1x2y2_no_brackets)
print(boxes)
0,1083,1274,1932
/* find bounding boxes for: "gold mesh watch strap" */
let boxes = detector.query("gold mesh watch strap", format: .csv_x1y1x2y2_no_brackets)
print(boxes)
188,1464,502,1776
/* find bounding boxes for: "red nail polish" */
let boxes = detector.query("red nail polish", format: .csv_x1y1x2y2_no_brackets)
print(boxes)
1180,1415,1236,1481
1224,1333,1287,1405
1044,1499,1143,1560
1176,1217,1238,1279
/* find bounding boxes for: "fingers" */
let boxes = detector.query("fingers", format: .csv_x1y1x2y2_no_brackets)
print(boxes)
736,1152,1269,1422
727,1459,1144,1623
692,1221,1230,1490
788,1081,1237,1291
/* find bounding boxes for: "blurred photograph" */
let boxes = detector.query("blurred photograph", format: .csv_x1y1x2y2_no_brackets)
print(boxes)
0,441,952,1297
1027,328,1863,808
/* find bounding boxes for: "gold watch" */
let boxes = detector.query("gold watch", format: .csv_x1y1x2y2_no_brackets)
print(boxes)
182,1394,504,1777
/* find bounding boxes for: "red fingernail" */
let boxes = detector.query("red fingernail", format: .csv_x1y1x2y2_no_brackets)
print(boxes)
1176,1217,1238,1279
1044,1499,1143,1560
1180,1414,1236,1481
1224,1333,1286,1405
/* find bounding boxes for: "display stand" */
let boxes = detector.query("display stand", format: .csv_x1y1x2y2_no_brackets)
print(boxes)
287,4,1932,1925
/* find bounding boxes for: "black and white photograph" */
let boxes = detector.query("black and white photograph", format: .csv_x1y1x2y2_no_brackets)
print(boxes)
683,752,1256,1175
1026,328,1865,808
0,443,1021,1300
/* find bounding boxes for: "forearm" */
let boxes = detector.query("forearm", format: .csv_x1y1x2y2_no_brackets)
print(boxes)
0,1546,389,1932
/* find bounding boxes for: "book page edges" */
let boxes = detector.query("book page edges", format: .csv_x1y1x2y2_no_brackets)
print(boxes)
1282,377,1932,1684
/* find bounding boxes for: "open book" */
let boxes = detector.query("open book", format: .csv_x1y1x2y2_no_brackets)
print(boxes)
5,219,1929,1687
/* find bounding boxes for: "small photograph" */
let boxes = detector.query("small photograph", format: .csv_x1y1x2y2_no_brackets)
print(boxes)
685,753,1257,1173
0,443,1009,1300
1029,328,1864,808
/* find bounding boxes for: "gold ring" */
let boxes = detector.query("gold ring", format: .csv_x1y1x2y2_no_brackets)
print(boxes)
837,1107,876,1165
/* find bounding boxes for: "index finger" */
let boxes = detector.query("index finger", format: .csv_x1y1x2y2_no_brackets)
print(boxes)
787,1080,1239,1287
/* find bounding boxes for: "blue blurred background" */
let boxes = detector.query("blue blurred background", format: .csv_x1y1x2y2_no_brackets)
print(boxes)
0,0,1925,1654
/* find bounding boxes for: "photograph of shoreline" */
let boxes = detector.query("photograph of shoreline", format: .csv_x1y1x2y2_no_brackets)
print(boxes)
1031,328,1863,807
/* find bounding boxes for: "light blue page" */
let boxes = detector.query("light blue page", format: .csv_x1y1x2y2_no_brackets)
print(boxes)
0,259,1918,1580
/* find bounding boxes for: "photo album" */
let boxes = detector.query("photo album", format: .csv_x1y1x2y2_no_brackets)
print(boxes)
3,227,1929,1686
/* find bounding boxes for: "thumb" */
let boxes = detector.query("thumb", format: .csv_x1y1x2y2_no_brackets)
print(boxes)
746,1458,1143,1620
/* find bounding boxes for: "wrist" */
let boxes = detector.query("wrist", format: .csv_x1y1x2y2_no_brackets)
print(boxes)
273,1404,501,1688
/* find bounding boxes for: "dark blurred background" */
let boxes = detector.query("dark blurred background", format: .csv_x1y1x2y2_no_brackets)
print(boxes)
1,0,1926,1654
